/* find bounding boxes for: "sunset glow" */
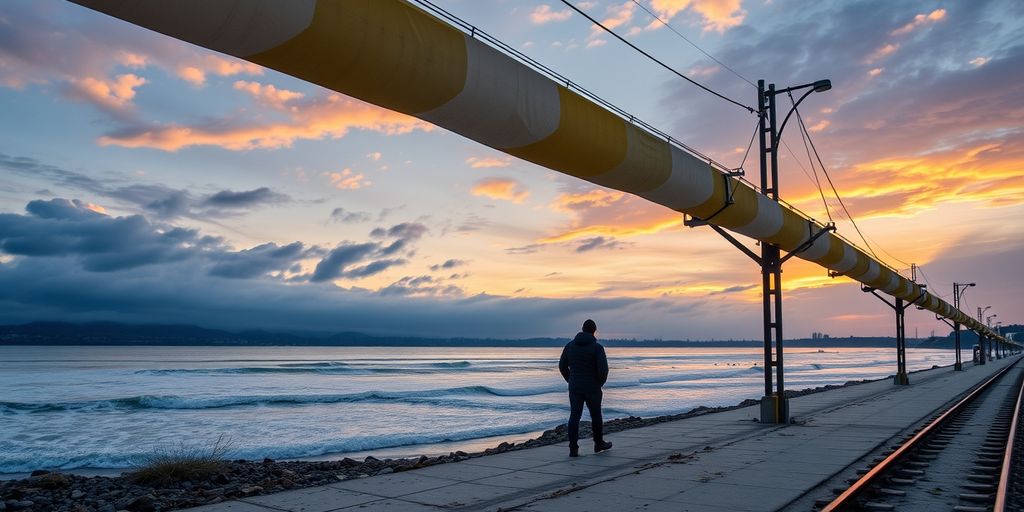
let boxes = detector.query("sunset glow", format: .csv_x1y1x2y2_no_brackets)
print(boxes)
0,0,1020,340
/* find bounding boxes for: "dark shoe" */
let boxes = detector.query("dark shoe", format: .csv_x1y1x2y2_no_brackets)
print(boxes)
594,441,613,453
569,446,579,458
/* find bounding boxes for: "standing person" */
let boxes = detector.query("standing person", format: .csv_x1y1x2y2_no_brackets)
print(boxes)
558,319,612,457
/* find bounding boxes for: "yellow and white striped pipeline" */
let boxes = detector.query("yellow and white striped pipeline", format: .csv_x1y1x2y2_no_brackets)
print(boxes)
71,0,1006,342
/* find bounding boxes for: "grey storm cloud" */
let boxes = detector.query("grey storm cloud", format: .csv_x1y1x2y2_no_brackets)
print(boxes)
0,198,210,272
0,198,428,284
430,259,467,271
202,187,290,209
0,197,720,338
0,153,292,220
209,242,315,279
312,222,429,282
329,207,372,224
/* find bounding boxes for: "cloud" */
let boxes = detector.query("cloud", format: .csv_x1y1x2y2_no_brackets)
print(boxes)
465,156,511,168
0,153,295,220
650,0,746,32
209,242,314,279
378,275,464,297
0,2,260,103
324,169,371,190
98,93,433,151
541,186,679,243
329,208,372,224
575,236,627,252
201,187,290,209
0,198,209,272
232,80,304,108
176,55,263,87
890,8,947,36
864,43,899,64
430,259,467,271
64,73,147,114
471,178,530,203
970,56,990,67
530,5,572,24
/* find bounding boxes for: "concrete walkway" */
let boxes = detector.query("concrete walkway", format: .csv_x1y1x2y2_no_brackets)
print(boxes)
188,356,1019,512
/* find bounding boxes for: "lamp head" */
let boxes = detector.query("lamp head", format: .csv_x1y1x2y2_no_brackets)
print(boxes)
968,283,976,287
812,79,832,92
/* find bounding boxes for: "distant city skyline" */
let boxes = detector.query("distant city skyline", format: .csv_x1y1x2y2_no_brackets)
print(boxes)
0,0,1021,339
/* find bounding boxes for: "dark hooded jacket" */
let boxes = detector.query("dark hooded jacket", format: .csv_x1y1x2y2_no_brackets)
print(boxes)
559,332,609,392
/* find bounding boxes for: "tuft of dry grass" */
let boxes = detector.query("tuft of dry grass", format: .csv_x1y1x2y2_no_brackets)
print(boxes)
129,435,233,486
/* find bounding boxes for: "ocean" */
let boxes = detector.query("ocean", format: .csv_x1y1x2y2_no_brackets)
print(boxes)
0,345,954,475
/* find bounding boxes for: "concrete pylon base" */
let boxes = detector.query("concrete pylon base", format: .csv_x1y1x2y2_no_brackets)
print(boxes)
759,395,789,424
954,362,963,371
893,372,910,385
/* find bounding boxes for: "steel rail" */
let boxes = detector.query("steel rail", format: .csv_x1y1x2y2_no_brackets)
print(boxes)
994,362,1024,511
822,360,1021,511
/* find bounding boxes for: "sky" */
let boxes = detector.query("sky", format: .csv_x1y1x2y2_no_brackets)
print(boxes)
0,0,1022,340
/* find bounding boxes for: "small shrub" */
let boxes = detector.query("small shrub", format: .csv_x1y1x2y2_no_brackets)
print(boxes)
129,435,233,486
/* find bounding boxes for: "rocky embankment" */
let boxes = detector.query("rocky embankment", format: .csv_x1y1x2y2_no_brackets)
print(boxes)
1,379,872,512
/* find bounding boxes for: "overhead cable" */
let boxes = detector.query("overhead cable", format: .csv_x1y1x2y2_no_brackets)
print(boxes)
628,0,756,88
791,92,833,223
793,105,885,264
559,0,757,114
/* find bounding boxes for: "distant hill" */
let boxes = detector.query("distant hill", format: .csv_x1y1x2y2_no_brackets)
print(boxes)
0,321,941,348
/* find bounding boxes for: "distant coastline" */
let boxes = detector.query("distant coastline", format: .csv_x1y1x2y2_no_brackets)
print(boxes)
0,321,964,348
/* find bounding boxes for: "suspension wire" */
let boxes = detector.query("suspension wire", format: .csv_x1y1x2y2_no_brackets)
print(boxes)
737,120,759,171
915,266,949,299
792,104,885,264
628,0,756,88
559,0,757,114
790,92,833,223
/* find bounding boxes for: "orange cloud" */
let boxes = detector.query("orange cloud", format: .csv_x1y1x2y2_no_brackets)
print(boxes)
232,80,304,108
542,188,679,243
324,169,370,190
177,55,263,86
650,0,746,32
471,178,529,203
98,93,433,151
117,52,148,69
466,156,511,168
786,139,1024,220
970,57,991,67
891,9,947,36
865,43,899,64
67,73,147,111
867,67,884,77
530,5,572,24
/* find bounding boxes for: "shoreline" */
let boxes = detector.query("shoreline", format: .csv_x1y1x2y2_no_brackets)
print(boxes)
0,367,924,512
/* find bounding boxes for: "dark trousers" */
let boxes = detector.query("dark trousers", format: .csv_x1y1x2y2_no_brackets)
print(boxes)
568,389,603,447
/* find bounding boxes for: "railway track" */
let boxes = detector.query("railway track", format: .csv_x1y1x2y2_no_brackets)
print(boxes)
815,358,1023,512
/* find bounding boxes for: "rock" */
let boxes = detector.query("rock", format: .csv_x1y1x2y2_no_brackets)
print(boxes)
363,456,380,464
29,470,50,477
126,495,156,512
375,468,393,476
35,473,69,489
7,502,33,511
212,473,230,485
99,504,115,512
71,489,85,499
262,458,275,464
238,485,262,495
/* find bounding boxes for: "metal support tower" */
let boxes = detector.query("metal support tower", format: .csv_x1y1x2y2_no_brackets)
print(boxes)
684,78,832,424
757,80,787,423
955,282,977,366
863,286,919,384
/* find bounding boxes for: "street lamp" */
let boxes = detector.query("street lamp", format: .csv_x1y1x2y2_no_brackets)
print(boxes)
954,282,976,367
